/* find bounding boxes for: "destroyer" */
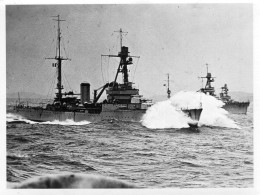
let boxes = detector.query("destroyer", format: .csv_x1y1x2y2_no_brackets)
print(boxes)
8,15,202,126
199,64,249,114
164,73,202,127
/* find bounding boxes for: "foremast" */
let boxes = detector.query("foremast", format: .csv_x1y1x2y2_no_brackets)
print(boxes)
166,74,171,99
199,63,216,96
46,15,70,105
163,73,172,99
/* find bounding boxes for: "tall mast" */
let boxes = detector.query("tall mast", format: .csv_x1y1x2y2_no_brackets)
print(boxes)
101,28,140,86
46,15,70,104
57,15,62,102
199,63,216,96
115,28,127,49
115,28,129,84
165,73,171,99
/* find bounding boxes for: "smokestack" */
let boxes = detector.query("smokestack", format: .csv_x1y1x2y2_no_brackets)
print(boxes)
80,83,90,103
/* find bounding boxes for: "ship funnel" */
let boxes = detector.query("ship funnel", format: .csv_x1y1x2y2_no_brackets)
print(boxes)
80,83,90,103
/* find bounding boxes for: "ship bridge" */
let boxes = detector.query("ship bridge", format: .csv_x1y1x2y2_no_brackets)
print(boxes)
106,82,139,104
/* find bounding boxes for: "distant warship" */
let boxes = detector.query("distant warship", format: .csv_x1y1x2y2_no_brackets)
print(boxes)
8,15,202,126
199,64,249,114
164,73,203,127
219,84,250,114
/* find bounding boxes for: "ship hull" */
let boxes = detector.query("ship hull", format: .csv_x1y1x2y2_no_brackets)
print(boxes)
182,108,203,128
182,108,202,122
222,102,250,114
8,106,202,127
9,107,145,123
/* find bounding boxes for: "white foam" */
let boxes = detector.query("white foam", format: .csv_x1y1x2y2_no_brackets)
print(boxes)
142,91,240,129
198,94,240,129
6,113,38,124
169,91,203,109
6,113,91,126
41,119,91,126
141,100,190,129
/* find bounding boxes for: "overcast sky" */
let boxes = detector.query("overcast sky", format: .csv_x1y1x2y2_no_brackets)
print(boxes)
6,4,253,99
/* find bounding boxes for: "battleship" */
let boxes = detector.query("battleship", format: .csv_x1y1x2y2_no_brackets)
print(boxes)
8,15,202,126
199,64,250,114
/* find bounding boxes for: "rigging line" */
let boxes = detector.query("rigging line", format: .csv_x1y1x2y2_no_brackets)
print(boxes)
132,57,140,81
66,38,70,58
107,49,110,82
63,71,72,91
101,55,105,84
54,25,58,57
47,38,56,59
107,56,110,82
26,38,55,91
55,36,58,57
32,38,55,74
49,73,56,100
110,34,120,54
124,36,133,48
45,70,56,101
63,24,71,58
105,33,119,82
116,35,120,52
61,39,68,58
111,57,120,64
112,58,118,79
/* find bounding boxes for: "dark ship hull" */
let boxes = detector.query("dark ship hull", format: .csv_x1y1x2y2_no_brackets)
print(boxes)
9,106,202,127
222,101,250,114
10,107,143,122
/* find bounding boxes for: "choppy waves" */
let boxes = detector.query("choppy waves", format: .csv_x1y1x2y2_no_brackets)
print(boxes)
6,95,253,188
7,117,253,188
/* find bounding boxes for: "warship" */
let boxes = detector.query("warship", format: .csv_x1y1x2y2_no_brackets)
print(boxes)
8,15,202,126
199,64,250,114
219,84,250,114
164,73,203,127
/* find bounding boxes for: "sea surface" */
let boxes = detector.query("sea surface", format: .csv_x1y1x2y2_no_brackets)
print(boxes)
6,98,253,188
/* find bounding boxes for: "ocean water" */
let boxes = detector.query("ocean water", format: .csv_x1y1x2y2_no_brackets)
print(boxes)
6,95,253,188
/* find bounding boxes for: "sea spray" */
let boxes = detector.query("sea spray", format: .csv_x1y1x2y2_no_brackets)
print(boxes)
142,91,240,129
198,93,240,128
6,113,91,126
42,120,91,126
6,113,38,124
169,91,202,109
141,100,191,129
